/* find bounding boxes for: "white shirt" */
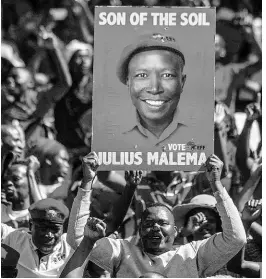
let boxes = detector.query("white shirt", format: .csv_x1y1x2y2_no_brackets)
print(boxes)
1,224,74,278
1,204,30,229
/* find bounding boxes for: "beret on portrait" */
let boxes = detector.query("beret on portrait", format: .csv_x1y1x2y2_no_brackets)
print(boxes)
116,33,185,85
29,198,69,224
1,244,20,268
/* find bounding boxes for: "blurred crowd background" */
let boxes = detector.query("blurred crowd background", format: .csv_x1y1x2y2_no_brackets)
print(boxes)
1,0,262,277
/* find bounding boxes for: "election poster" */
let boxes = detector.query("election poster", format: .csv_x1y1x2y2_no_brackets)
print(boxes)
92,6,216,171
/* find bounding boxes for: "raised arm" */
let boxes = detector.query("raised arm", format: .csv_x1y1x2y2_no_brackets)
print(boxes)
238,23,262,78
234,164,261,213
196,155,246,277
227,199,261,277
224,23,262,109
60,217,106,278
229,23,262,91
32,29,72,119
42,28,72,93
72,0,94,43
67,151,142,247
27,49,47,75
236,96,261,182
26,155,43,203
66,152,98,249
214,103,230,179
107,171,143,235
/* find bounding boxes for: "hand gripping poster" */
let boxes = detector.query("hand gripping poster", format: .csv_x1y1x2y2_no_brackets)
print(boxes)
92,6,215,171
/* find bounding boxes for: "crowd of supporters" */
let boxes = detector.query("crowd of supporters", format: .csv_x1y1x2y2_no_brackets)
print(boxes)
1,0,262,278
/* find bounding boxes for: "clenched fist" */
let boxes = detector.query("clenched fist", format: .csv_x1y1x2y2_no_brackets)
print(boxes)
214,103,226,125
182,212,208,236
125,171,143,185
205,154,224,183
84,217,106,243
26,155,40,173
82,152,100,181
242,199,262,224
38,26,59,49
245,93,261,122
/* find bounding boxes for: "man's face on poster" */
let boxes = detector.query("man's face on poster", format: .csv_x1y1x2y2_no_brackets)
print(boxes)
127,50,186,125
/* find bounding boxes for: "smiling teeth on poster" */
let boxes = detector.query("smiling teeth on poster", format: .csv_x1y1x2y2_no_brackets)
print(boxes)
92,6,216,171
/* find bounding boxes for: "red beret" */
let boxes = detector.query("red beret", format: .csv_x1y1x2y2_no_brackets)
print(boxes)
116,33,185,85
29,198,69,224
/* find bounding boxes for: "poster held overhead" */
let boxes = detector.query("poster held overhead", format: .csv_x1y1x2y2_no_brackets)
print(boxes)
92,6,215,171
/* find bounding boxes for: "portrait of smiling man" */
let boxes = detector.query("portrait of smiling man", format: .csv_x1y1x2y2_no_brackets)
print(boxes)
92,7,215,170
116,33,190,148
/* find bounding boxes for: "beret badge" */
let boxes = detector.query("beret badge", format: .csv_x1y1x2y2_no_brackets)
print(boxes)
152,33,176,43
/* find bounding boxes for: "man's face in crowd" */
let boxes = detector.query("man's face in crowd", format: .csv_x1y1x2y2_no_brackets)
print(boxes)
187,208,218,241
140,206,177,255
2,127,24,158
50,149,70,179
31,218,64,255
72,49,92,76
6,68,35,96
3,165,29,204
127,50,186,126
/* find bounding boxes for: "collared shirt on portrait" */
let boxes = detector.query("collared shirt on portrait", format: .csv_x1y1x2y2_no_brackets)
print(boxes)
1,224,74,278
117,107,192,151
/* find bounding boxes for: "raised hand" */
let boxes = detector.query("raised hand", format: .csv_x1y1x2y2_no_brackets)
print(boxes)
205,154,224,183
250,163,262,181
214,103,226,125
84,217,106,243
125,171,143,185
38,26,59,49
82,152,100,181
1,191,8,205
245,93,261,122
182,212,208,236
242,199,262,224
26,155,40,173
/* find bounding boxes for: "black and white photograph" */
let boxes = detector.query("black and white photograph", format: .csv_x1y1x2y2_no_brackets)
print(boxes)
92,6,216,171
1,0,262,278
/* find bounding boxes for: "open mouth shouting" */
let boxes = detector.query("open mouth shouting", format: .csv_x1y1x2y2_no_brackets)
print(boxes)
146,233,163,242
42,240,55,246
5,185,15,197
